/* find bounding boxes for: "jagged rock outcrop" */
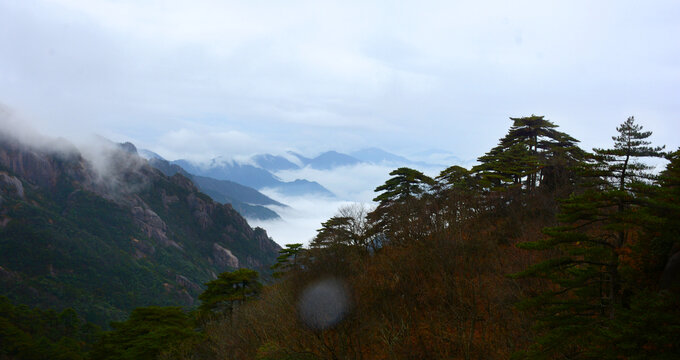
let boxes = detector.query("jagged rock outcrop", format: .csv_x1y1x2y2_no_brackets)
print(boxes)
160,189,179,209
186,193,214,230
213,243,240,268
175,274,202,293
0,133,281,326
129,195,179,248
0,138,81,189
254,227,280,254
0,172,24,198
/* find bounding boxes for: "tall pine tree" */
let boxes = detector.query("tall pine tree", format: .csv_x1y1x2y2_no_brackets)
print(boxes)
367,167,436,245
473,115,583,193
513,116,665,359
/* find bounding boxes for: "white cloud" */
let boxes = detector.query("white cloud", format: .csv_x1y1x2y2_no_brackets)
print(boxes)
1,0,678,161
148,128,266,162
252,162,446,246
249,192,357,247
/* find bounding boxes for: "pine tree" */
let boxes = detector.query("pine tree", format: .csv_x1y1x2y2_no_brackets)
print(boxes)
271,243,305,278
367,167,435,245
473,115,583,192
513,116,665,359
372,167,435,203
310,217,355,249
89,307,197,360
198,269,262,317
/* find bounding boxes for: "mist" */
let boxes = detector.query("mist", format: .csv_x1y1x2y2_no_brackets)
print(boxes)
249,195,356,247
249,162,446,245
0,103,154,201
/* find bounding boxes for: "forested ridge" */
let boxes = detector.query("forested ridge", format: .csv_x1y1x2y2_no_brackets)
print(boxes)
2,115,678,359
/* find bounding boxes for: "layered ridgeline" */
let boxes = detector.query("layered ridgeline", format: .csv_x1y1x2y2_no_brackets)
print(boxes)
0,132,281,326
161,148,452,200
172,157,334,197
156,116,678,360
144,155,285,220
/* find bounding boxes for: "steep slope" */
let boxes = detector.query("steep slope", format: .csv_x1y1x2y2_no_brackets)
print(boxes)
287,150,363,169
173,158,334,197
350,147,411,164
0,134,281,326
305,151,362,169
251,154,300,172
147,157,283,220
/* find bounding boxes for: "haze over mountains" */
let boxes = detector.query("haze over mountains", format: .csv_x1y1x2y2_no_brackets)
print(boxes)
144,156,285,220
0,129,281,326
137,147,463,245
136,145,466,245
142,147,458,200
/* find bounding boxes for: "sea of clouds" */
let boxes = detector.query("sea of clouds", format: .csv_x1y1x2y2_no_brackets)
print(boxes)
249,162,446,246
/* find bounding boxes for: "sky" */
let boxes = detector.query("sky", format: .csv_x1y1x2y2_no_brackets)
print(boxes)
1,0,678,163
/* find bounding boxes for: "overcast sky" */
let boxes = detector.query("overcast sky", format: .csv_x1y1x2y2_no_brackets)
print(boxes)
1,0,678,162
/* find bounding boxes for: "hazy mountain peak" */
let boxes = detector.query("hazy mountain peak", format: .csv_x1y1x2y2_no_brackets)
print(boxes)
286,151,312,165
138,148,165,160
0,135,281,325
251,153,300,172
350,147,410,164
308,151,361,169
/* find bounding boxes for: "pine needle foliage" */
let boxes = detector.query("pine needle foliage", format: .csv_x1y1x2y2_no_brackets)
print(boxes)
513,116,667,359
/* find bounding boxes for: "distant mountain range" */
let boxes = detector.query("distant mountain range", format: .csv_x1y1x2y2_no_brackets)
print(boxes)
170,158,334,197
140,148,471,213
146,157,284,220
350,147,412,164
285,150,362,170
0,134,280,326
250,148,422,172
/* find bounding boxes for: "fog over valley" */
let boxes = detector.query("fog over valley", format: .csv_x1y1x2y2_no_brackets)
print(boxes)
1,1,679,358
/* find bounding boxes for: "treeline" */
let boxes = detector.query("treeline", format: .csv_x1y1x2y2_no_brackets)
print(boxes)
164,115,677,359
0,296,101,359
3,115,678,359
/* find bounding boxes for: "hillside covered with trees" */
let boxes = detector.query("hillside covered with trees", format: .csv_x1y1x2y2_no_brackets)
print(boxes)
2,115,678,359
174,115,678,360
0,135,281,330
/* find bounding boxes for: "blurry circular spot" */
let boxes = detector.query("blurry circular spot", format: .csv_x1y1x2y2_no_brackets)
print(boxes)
297,278,349,330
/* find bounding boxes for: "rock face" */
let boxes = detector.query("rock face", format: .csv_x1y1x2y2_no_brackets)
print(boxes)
0,133,281,326
0,172,24,198
0,137,81,189
213,243,240,268
129,196,177,248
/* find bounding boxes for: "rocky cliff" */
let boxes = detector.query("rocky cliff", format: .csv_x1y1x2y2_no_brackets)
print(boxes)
0,133,281,326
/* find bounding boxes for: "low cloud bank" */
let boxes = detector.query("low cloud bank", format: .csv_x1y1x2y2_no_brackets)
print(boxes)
248,193,356,246
250,162,446,246
274,162,445,201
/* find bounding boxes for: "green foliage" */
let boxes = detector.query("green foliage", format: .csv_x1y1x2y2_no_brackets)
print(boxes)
0,145,280,328
89,306,198,360
473,115,584,192
271,244,305,278
435,165,474,190
160,114,679,360
599,291,680,359
198,269,262,316
311,217,355,249
636,149,680,289
5,115,679,359
592,116,666,191
513,116,669,358
0,296,101,360
368,167,436,245
372,167,435,203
